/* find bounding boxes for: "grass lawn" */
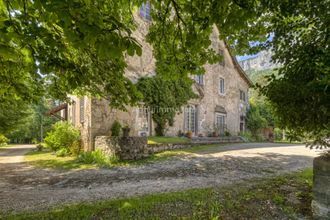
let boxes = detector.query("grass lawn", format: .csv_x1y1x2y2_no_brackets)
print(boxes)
25,144,221,169
25,150,97,170
5,169,313,219
147,136,189,144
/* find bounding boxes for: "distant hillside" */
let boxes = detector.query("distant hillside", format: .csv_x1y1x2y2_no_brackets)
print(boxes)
239,50,280,72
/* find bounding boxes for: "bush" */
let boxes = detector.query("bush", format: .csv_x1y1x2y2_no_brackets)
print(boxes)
77,150,119,167
36,143,44,151
44,121,81,155
56,148,70,157
111,121,121,137
0,134,9,147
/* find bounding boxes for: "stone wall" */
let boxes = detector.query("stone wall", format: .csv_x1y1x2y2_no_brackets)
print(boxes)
95,136,245,160
95,136,150,160
312,155,330,219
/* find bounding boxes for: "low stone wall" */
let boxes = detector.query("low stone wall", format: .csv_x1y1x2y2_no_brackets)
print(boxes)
312,155,330,219
148,143,194,153
95,136,245,161
95,136,150,160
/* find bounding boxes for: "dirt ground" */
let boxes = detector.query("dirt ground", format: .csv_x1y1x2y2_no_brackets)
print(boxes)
0,143,321,214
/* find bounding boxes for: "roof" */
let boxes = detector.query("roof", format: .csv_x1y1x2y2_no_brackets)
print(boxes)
46,103,67,116
224,42,253,87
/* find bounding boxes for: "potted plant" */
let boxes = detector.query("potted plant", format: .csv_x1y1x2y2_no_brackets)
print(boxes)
122,125,131,137
186,131,193,139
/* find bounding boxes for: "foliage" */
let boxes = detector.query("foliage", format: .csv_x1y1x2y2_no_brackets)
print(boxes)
110,121,122,137
0,99,32,135
36,143,44,151
44,121,81,155
77,150,119,167
246,103,267,139
0,133,8,146
0,0,142,109
6,100,57,144
55,148,71,157
6,169,313,220
256,0,330,147
137,75,197,136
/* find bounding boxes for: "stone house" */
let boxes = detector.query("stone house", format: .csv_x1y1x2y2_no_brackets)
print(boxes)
59,6,252,151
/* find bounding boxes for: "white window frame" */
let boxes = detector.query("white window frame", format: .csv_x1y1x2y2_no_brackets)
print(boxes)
219,77,225,95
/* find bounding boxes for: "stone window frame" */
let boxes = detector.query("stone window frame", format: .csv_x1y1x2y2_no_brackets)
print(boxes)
219,77,225,95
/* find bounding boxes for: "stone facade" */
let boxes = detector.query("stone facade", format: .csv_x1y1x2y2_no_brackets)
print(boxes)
312,155,330,219
63,12,252,151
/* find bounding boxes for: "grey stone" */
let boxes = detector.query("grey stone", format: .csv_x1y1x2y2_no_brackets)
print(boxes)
312,156,330,220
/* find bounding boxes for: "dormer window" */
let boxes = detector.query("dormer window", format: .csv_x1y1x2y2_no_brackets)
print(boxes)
194,75,204,85
140,1,151,21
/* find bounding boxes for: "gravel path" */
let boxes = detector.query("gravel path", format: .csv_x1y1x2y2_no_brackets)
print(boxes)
0,143,321,214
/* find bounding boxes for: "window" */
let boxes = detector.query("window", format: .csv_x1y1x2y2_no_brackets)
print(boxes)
219,78,225,94
185,105,196,133
140,1,151,21
215,113,226,134
240,90,246,101
194,74,204,85
80,97,85,123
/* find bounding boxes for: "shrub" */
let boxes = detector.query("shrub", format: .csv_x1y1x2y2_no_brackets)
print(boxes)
36,143,44,151
0,134,9,147
44,121,81,155
111,121,121,137
225,131,231,137
77,150,119,167
56,148,70,157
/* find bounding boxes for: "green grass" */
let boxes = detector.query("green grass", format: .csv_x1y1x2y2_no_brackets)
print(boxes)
117,144,221,166
25,150,97,170
4,169,313,220
25,144,221,170
147,136,189,144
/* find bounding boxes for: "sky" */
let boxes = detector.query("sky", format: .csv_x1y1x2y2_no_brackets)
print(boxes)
236,54,259,62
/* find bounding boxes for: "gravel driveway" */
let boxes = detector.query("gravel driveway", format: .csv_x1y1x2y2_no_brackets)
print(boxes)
0,143,321,214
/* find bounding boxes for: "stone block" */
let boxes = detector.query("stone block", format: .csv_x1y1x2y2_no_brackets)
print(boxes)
313,155,330,220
